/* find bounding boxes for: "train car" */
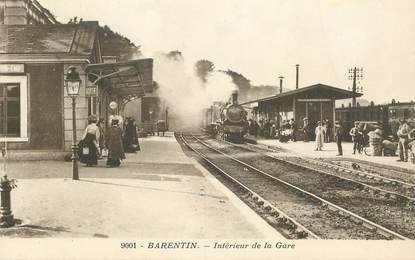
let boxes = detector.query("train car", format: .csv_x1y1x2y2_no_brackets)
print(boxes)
335,104,388,141
388,102,415,138
202,101,224,136
335,101,415,141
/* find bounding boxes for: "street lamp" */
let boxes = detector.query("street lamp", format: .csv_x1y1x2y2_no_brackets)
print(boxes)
65,66,81,180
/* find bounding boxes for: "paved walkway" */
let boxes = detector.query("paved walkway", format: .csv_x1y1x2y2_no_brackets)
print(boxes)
256,137,415,171
1,133,282,239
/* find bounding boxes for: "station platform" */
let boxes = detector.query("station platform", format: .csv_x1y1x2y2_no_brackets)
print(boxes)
1,132,282,239
256,137,415,171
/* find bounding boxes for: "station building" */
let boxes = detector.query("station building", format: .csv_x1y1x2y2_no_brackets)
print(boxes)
242,84,362,140
0,0,58,25
0,20,153,152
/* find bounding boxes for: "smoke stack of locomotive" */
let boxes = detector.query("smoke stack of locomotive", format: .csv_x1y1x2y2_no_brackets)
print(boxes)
231,91,238,104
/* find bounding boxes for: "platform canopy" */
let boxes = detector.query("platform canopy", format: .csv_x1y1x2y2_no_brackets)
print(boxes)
242,83,363,105
86,59,154,102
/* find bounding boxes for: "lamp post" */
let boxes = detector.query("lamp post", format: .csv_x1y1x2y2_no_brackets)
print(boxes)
149,109,154,136
65,66,82,180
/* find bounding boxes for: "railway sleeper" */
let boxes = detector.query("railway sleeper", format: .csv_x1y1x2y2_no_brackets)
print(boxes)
362,222,377,233
327,205,339,214
377,230,394,240
270,210,280,218
288,223,297,231
336,210,350,219
256,200,265,206
295,230,309,239
350,216,363,225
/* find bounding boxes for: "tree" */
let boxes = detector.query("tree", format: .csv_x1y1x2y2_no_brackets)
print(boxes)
194,59,215,83
98,25,142,61
165,51,183,61
219,69,251,102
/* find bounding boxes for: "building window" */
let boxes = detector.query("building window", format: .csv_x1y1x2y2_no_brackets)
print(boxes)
0,76,28,141
0,83,20,136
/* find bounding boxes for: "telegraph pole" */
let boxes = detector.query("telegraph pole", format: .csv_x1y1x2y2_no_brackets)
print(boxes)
348,67,363,107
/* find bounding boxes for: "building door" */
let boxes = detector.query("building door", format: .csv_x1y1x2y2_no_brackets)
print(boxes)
307,102,320,129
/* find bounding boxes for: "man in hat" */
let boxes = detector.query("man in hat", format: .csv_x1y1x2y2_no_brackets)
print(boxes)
303,117,310,142
397,119,410,162
334,121,344,156
349,122,363,154
289,118,297,142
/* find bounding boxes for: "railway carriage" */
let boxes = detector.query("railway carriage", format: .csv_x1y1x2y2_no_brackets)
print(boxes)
335,101,415,141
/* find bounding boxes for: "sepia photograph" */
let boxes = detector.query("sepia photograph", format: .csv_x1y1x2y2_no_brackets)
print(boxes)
0,0,414,259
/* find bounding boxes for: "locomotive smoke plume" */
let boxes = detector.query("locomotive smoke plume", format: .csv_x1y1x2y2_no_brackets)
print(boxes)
154,52,236,131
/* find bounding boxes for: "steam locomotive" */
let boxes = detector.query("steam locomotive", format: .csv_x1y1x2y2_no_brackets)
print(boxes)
203,91,248,143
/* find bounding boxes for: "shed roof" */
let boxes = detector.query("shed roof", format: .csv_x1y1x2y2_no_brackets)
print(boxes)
86,59,154,101
242,83,363,105
0,21,98,56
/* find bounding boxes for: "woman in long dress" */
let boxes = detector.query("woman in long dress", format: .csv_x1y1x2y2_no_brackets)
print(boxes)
123,118,138,153
97,118,105,157
79,115,100,166
315,121,325,151
106,119,125,167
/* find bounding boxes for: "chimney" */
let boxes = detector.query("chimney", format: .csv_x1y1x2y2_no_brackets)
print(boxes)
295,64,299,89
279,76,284,94
3,0,27,25
231,91,238,104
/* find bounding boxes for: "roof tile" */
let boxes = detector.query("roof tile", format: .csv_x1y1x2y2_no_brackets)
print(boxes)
0,21,98,56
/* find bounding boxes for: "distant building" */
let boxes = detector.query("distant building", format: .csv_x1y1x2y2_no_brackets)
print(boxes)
0,0,58,25
242,84,362,140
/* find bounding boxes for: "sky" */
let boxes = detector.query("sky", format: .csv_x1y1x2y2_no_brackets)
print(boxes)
40,0,415,104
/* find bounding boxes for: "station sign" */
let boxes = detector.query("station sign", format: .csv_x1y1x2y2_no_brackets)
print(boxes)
297,98,332,102
0,64,25,74
85,85,98,97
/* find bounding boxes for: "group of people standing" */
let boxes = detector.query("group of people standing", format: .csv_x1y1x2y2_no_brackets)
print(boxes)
303,118,332,143
247,118,297,142
314,120,343,156
396,119,415,163
78,115,140,168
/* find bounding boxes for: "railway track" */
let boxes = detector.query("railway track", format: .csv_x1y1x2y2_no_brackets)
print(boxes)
204,137,415,239
249,142,415,191
178,133,411,240
237,142,415,203
234,142,415,200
